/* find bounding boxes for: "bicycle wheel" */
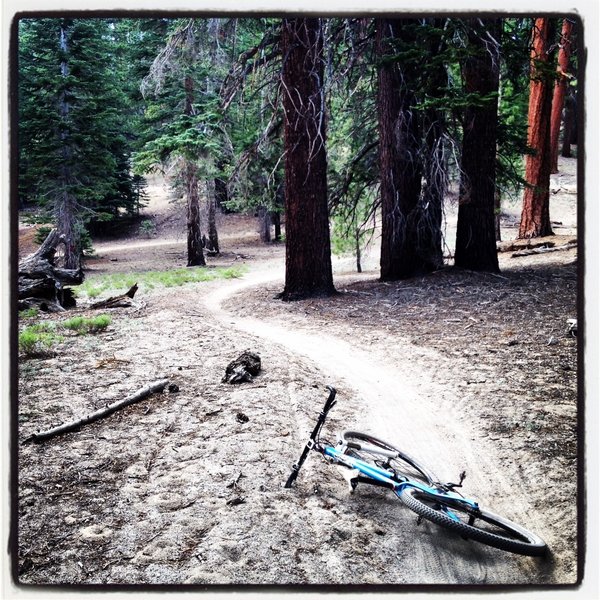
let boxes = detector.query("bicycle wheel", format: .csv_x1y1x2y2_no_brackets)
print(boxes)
400,487,547,556
340,431,436,486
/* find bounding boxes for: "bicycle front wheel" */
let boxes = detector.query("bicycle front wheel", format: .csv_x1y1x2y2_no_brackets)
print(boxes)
400,487,547,556
340,431,436,486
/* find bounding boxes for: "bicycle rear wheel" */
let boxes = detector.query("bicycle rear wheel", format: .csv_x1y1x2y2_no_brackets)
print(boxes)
340,431,436,486
400,487,547,556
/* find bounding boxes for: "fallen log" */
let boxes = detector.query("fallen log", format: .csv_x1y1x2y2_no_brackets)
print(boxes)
18,297,66,313
90,284,139,309
497,239,555,253
511,241,577,258
24,378,170,444
18,228,83,308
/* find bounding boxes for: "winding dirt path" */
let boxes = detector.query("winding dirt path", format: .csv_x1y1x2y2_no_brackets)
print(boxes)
18,164,578,585
203,259,558,584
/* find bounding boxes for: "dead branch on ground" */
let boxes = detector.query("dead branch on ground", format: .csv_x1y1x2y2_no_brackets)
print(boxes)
90,284,139,309
511,241,577,257
24,378,170,444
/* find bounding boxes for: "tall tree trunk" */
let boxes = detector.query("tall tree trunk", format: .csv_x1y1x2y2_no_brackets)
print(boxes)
258,206,271,243
561,90,576,157
518,18,558,239
550,19,574,173
214,172,230,213
376,19,424,281
494,188,502,242
272,180,284,241
185,160,205,266
206,178,220,254
419,18,447,271
183,74,206,266
280,18,335,300
56,21,81,270
355,229,362,273
455,19,501,272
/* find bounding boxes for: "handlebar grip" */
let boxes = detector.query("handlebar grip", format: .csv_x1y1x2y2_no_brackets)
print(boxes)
325,386,337,409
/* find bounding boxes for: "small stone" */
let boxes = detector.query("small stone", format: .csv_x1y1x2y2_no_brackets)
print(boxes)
226,496,246,507
236,412,249,423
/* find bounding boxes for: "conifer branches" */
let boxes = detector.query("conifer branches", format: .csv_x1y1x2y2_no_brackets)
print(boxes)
141,19,196,98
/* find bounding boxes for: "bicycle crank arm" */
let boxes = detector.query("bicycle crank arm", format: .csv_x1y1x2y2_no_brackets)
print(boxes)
337,466,360,492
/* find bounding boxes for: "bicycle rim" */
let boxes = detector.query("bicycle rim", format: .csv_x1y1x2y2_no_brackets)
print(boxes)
340,431,436,485
400,487,547,556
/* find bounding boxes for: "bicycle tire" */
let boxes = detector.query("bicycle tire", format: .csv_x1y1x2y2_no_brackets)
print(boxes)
340,431,436,486
400,487,547,556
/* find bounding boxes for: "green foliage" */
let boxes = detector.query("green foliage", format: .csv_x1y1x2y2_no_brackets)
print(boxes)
19,329,60,355
132,19,231,184
18,322,63,356
62,314,112,333
139,219,156,237
78,265,244,299
18,314,111,355
18,16,149,265
496,18,536,200
33,226,53,246
18,16,561,270
19,307,40,319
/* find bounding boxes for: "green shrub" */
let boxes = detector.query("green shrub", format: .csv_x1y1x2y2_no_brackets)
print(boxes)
19,327,63,356
139,219,156,237
19,307,40,319
34,225,53,245
62,314,112,333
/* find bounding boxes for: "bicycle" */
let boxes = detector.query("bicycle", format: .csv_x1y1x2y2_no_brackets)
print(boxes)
285,386,547,557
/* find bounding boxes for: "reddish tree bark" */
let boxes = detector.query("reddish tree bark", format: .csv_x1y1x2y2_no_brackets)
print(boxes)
550,19,574,173
518,18,558,239
280,18,335,300
454,19,501,272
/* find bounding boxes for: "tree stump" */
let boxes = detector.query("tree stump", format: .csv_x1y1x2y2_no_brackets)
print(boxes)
18,229,84,309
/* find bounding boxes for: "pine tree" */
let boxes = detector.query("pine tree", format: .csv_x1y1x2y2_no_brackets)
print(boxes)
135,19,229,266
327,19,379,272
280,18,335,300
376,19,425,281
221,18,284,239
518,17,558,239
454,19,501,272
550,19,574,173
19,18,138,266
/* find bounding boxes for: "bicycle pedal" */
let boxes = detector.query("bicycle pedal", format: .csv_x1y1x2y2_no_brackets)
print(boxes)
337,466,359,493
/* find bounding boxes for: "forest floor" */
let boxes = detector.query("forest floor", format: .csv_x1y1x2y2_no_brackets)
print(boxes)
16,158,581,589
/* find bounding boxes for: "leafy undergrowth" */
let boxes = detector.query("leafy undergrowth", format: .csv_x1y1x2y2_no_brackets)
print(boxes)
19,314,112,356
78,265,245,299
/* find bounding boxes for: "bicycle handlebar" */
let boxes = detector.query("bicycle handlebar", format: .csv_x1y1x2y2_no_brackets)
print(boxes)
322,385,337,414
284,385,337,488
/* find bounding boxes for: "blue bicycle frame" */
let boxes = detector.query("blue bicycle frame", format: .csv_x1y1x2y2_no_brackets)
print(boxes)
285,387,548,556
323,445,480,522
284,385,479,521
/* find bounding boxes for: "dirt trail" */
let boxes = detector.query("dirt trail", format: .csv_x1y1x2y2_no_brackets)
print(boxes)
17,161,578,586
203,259,558,584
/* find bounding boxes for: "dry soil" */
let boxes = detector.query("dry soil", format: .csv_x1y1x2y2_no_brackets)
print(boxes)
16,159,580,588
